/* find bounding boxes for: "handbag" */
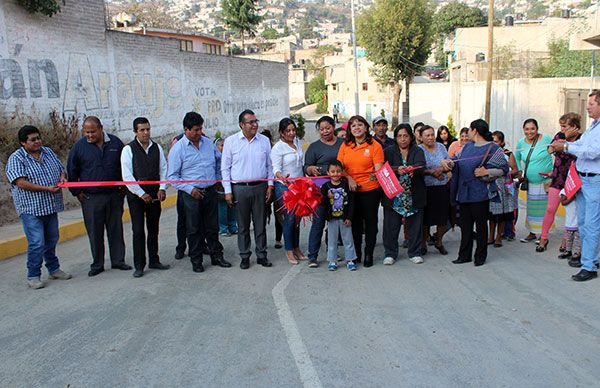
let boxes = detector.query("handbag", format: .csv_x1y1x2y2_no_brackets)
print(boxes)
519,136,538,191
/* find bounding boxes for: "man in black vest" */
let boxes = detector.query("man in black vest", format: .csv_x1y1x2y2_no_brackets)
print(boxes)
120,117,170,278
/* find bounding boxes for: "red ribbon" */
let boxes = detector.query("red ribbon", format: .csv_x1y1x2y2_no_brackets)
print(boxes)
282,178,323,218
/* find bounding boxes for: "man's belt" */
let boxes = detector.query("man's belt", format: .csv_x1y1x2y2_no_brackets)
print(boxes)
578,171,598,177
232,181,265,186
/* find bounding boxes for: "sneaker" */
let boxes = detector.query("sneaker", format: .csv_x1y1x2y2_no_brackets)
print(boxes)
328,262,337,271
383,257,395,265
505,236,515,241
220,232,231,237
49,270,72,280
347,261,357,271
308,261,319,268
27,277,44,289
409,256,424,264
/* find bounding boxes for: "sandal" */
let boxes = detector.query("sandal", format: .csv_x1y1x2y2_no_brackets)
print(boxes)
535,239,548,252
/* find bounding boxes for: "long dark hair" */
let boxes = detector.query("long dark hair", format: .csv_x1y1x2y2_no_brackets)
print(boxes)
393,123,415,147
470,119,493,141
344,115,373,146
278,117,297,135
436,125,455,144
522,118,539,130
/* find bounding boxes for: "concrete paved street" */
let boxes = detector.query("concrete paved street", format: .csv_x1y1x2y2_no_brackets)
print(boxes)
1,204,599,387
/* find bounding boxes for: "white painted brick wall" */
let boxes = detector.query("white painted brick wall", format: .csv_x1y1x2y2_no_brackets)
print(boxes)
0,0,289,140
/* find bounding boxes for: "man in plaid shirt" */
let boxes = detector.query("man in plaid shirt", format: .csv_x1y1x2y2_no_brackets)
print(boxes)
5,125,72,289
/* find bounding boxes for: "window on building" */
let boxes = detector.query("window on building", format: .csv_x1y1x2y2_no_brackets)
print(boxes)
332,84,337,91
362,83,368,91
180,40,193,52
203,43,222,55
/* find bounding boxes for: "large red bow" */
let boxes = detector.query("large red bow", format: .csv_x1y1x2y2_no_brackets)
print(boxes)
282,178,323,218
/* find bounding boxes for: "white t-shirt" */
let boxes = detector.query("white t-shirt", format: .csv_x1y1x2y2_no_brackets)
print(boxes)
271,138,304,179
560,189,578,230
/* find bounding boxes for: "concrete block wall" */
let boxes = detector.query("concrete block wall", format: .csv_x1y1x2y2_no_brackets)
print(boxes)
0,0,289,140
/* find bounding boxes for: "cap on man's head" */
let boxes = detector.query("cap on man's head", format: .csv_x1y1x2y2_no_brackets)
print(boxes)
372,116,388,125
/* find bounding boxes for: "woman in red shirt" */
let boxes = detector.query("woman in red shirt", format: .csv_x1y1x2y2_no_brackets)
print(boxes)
337,115,384,267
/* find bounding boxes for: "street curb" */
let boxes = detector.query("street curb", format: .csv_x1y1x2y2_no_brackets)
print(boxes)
0,194,178,262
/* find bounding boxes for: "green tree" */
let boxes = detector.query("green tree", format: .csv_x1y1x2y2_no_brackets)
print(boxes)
17,0,60,17
357,0,434,127
306,73,328,113
433,1,486,67
261,27,279,40
290,114,306,139
220,0,262,53
114,1,178,29
533,38,593,78
298,16,320,39
527,0,548,20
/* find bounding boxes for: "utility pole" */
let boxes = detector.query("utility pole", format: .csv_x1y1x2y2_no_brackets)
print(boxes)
350,0,360,115
484,0,494,123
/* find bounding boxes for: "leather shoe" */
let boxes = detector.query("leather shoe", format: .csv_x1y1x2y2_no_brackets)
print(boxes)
474,260,486,267
112,263,132,270
88,268,104,277
192,263,205,273
572,269,597,282
452,258,472,264
363,256,373,268
257,258,273,267
174,251,185,260
435,245,448,255
240,259,250,269
149,263,170,270
211,257,232,268
133,269,144,278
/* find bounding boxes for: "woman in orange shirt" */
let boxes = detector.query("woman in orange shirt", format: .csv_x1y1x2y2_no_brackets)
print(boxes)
337,115,384,267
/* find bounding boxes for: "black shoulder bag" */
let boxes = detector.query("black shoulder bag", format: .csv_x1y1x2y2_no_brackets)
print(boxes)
519,136,538,191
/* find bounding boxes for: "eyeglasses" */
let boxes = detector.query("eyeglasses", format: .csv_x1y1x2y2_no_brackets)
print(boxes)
244,119,259,125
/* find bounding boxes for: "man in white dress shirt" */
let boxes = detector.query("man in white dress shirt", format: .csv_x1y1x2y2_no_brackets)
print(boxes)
120,117,170,278
221,109,274,269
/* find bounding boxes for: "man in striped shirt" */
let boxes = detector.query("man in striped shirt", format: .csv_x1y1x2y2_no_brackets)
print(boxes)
5,125,72,289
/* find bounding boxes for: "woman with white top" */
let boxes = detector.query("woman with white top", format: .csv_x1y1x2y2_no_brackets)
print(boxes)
271,118,306,265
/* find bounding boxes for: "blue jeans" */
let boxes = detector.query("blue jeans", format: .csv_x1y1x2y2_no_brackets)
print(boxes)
274,182,300,251
327,219,356,262
218,199,238,234
20,213,61,279
576,176,600,272
308,202,327,261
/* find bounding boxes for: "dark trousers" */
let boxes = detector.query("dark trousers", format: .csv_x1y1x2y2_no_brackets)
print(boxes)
127,194,161,270
383,206,424,259
458,201,489,264
232,183,268,260
176,191,187,255
352,189,382,259
181,188,223,265
81,191,126,271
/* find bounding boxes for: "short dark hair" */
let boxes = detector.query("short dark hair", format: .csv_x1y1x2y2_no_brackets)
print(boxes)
413,122,425,130
183,112,204,130
492,130,505,143
393,123,415,145
239,109,255,124
419,125,435,136
83,116,102,128
316,115,335,130
133,117,150,132
327,159,344,170
18,125,40,143
589,89,600,104
278,118,296,134
459,127,469,136
522,118,539,130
